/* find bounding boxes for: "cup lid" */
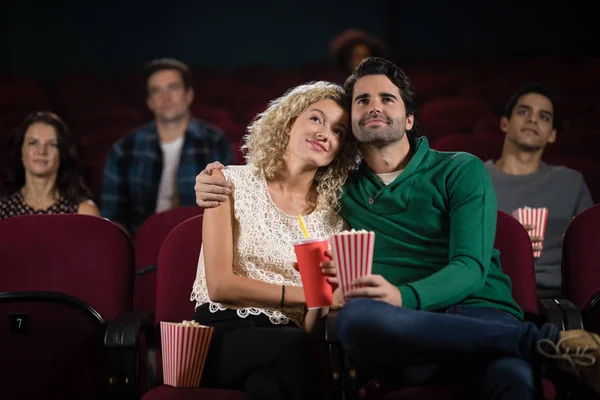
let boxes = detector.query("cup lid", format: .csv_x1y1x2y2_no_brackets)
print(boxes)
292,237,328,246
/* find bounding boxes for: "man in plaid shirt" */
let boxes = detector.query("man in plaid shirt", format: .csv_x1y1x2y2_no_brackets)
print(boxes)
100,58,233,235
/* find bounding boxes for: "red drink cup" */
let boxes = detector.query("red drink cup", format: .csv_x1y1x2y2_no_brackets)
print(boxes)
293,238,333,309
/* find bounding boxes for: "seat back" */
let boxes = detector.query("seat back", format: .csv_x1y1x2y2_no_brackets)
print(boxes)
0,214,134,400
133,207,202,312
155,214,203,324
148,215,203,385
430,133,504,162
0,295,109,400
494,210,539,316
561,203,600,309
419,97,492,138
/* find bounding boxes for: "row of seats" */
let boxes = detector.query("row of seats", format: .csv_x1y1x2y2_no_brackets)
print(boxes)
2,97,596,158
1,55,599,201
0,57,600,212
1,204,599,399
2,54,600,109
0,87,596,144
1,55,599,135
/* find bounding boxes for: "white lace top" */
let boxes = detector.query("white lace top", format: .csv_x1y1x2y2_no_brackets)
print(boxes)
190,164,347,327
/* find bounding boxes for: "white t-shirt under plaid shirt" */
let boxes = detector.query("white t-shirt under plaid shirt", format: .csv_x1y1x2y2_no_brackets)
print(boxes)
155,136,185,213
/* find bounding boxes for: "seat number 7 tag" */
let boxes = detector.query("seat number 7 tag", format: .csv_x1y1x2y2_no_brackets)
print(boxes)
10,314,30,334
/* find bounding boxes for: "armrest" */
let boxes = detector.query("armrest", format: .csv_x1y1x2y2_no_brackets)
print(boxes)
325,310,340,343
105,311,157,398
556,299,584,330
135,264,157,280
538,298,584,331
582,289,600,333
538,299,565,330
325,310,361,400
325,311,344,400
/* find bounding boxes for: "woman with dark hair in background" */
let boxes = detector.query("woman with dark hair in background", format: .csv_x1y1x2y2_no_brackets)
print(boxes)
329,29,388,76
0,111,99,219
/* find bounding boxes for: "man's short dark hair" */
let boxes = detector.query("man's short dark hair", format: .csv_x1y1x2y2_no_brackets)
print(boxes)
504,82,558,129
344,57,419,137
143,58,193,97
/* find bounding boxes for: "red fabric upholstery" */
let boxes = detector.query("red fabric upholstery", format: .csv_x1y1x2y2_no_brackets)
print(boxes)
191,103,235,125
430,133,504,162
297,61,345,84
462,82,515,114
239,103,268,126
473,115,503,136
112,72,147,109
561,204,600,309
70,107,145,135
190,103,247,140
0,214,134,400
53,74,123,118
142,386,245,400
494,211,539,316
0,301,109,400
360,211,554,399
542,134,600,162
155,215,204,324
0,76,49,110
0,214,133,317
79,127,125,198
133,206,202,312
141,215,246,399
418,97,492,138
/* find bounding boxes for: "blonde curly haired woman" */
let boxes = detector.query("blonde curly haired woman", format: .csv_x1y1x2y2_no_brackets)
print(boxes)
190,81,358,399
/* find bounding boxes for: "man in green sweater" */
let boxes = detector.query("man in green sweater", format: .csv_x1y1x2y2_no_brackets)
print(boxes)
193,58,600,398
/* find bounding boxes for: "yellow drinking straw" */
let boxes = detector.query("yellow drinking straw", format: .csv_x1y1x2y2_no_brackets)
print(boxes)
297,215,310,239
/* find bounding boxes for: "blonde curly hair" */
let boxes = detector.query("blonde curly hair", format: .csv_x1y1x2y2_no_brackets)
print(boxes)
243,81,359,211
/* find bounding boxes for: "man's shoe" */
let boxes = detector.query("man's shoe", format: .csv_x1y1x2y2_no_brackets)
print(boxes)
537,330,600,394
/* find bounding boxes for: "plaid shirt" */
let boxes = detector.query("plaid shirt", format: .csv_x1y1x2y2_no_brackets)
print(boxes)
100,118,233,235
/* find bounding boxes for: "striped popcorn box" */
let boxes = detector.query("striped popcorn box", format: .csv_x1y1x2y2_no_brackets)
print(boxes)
160,320,214,387
330,230,375,298
512,207,549,258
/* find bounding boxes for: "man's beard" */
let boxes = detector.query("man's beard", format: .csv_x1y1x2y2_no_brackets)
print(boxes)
354,116,406,148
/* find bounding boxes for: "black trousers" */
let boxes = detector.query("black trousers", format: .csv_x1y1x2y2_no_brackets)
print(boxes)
194,304,319,400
